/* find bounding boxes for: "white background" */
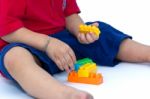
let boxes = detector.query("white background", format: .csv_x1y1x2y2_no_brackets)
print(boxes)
0,0,150,99
77,0,150,45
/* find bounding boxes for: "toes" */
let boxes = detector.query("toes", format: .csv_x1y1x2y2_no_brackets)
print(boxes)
87,94,94,99
75,92,94,99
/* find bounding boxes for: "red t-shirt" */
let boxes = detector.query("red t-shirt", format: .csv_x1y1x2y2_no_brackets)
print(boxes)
0,0,80,50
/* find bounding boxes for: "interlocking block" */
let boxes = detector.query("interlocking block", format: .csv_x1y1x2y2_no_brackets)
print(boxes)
68,71,103,85
79,24,101,37
75,58,93,71
78,63,97,77
74,64,82,71
76,58,93,64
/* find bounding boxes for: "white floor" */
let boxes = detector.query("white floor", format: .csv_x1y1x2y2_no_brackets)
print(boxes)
0,0,150,99
1,63,150,99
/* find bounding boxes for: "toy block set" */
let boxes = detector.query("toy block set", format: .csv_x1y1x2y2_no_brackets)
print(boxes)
68,58,103,85
79,24,101,37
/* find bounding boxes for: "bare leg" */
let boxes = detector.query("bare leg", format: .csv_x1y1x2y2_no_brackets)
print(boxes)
4,47,93,99
117,39,150,63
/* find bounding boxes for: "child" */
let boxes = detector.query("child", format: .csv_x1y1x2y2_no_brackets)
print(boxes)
0,0,150,99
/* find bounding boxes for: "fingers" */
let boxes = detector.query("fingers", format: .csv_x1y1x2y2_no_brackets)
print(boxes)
46,38,76,73
68,49,76,69
86,33,95,43
63,48,76,72
88,32,99,41
91,22,99,27
78,33,88,44
54,55,71,73
78,33,99,44
54,47,76,73
55,57,64,71
63,54,73,72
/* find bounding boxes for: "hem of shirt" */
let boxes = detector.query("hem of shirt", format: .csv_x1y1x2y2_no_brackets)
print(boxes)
0,20,23,37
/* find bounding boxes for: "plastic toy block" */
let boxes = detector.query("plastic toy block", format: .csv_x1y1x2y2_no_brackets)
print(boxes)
74,58,93,71
74,64,82,71
68,58,103,85
76,58,93,64
68,71,103,85
79,24,101,37
78,63,97,77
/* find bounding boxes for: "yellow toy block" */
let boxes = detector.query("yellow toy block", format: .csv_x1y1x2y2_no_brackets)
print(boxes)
79,24,101,37
78,63,97,77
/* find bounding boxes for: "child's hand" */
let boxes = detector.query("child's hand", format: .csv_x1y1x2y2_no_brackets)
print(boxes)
46,37,76,73
77,22,99,44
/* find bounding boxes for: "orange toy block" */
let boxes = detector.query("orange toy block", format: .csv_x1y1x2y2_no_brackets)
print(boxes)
68,71,103,85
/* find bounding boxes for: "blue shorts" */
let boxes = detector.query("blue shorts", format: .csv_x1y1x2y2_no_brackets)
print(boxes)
0,21,132,82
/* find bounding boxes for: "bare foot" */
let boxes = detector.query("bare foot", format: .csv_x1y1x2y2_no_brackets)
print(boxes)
37,85,93,99
62,86,94,99
34,82,93,99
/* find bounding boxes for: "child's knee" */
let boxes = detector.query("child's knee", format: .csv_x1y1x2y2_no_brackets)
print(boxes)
3,46,30,70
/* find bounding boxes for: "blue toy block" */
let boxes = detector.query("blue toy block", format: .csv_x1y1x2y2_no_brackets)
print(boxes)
74,63,82,71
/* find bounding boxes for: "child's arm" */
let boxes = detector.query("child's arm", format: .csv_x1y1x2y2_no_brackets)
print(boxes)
65,14,84,37
65,14,99,44
1,28,76,72
1,27,50,51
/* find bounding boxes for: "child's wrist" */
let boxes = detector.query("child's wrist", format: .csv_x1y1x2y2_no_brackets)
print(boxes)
43,36,51,52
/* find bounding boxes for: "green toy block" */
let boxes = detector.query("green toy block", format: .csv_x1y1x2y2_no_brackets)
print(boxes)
76,58,93,65
74,58,94,71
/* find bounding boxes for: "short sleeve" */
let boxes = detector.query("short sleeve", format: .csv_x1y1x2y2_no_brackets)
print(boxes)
64,0,81,17
0,0,25,37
